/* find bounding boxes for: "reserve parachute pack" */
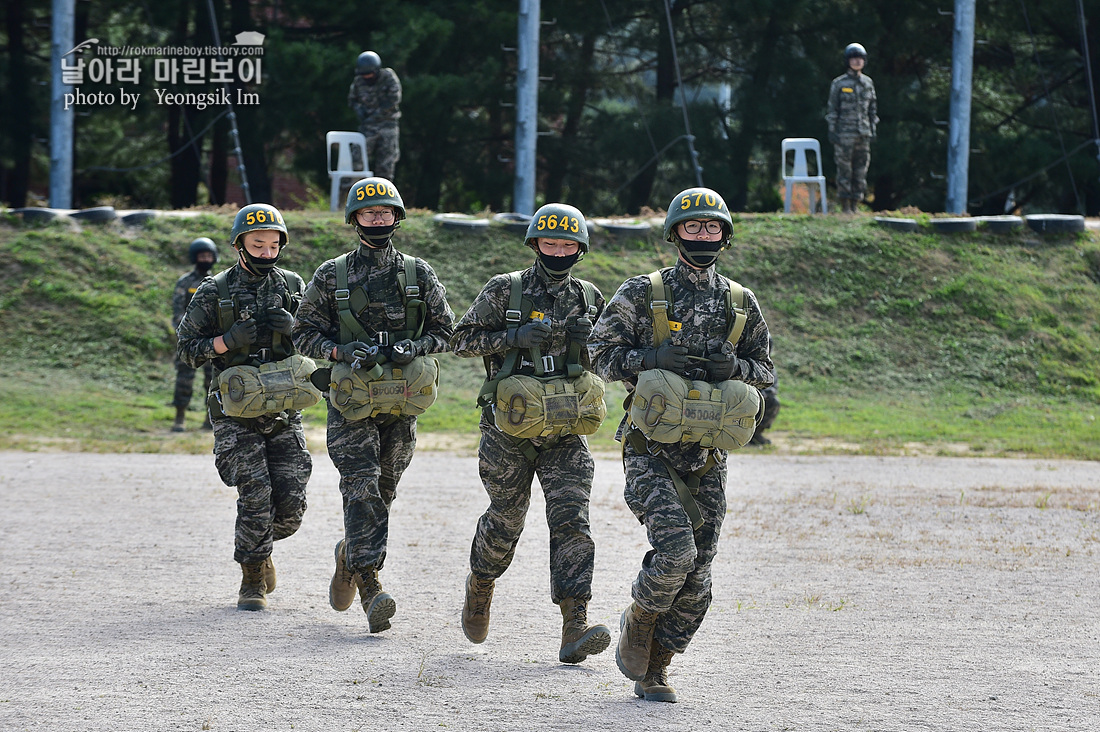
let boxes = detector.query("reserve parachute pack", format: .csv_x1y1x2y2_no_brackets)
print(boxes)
326,251,439,420
478,272,607,443
211,268,322,418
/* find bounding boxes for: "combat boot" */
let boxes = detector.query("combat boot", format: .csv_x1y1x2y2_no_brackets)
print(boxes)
357,566,396,633
634,640,677,703
616,601,659,681
329,539,357,611
172,406,186,432
558,598,611,664
237,562,267,611
262,555,276,593
461,572,495,644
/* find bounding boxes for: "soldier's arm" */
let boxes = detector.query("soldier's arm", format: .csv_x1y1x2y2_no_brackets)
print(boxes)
590,278,649,384
379,70,402,116
868,79,879,136
825,78,839,130
449,274,513,358
170,278,188,330
578,284,606,371
176,280,221,368
413,259,455,356
292,263,340,361
734,288,775,390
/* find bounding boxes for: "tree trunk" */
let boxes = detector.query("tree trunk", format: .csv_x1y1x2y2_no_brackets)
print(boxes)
229,0,270,203
2,0,32,207
209,116,228,205
546,33,595,204
726,12,782,211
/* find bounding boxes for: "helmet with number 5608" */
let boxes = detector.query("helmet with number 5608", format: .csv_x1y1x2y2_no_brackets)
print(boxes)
345,177,406,224
524,203,589,253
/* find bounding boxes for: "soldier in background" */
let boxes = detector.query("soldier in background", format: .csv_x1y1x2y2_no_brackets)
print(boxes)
170,237,217,432
826,42,878,213
590,187,774,702
348,51,402,182
748,378,781,446
177,204,313,612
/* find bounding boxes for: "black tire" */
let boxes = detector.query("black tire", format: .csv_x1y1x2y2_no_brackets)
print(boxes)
873,216,918,233
977,215,1023,233
1025,214,1085,233
491,212,532,234
433,213,489,230
121,210,158,226
931,217,977,234
14,207,59,224
70,206,117,223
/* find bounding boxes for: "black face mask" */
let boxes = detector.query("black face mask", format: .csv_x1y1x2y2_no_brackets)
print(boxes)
676,237,724,269
538,251,581,279
239,248,281,275
195,260,213,274
355,222,397,249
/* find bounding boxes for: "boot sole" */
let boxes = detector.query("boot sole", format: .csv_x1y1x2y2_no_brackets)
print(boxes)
329,541,356,612
237,598,267,611
461,617,488,644
365,592,396,633
615,609,647,681
559,625,611,664
634,682,678,703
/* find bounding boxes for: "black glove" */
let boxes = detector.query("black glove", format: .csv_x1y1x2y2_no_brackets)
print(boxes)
333,340,373,364
222,318,257,351
390,339,420,365
267,307,294,336
508,320,552,349
828,130,839,144
565,316,593,343
642,340,690,372
706,352,741,382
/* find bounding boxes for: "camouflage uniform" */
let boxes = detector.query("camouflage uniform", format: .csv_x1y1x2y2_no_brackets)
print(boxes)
348,69,402,181
176,263,313,565
590,260,773,653
171,268,213,409
293,242,454,575
826,69,878,203
451,264,606,603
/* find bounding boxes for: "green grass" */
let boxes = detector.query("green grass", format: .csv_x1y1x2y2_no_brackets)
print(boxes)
1,209,1098,458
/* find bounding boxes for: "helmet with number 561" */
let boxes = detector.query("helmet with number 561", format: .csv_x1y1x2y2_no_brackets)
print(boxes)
345,177,406,224
662,187,733,244
524,203,589,254
231,203,288,249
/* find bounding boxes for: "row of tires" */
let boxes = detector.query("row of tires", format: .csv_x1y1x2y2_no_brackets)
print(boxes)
875,214,1087,234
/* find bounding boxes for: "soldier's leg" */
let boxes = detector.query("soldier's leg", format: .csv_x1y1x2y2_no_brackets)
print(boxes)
534,435,596,603
213,419,276,565
377,415,417,509
372,125,400,181
851,136,872,202
266,413,312,543
173,359,197,408
470,425,536,580
327,407,388,572
834,138,855,203
652,458,727,654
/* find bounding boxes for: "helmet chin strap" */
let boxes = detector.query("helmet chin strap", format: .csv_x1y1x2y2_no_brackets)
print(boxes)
354,221,397,248
239,247,281,275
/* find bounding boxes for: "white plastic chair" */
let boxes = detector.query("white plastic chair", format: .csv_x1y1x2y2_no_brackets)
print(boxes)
781,137,827,214
326,131,371,212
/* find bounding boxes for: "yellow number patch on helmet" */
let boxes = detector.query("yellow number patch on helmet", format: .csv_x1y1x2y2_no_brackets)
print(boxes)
245,208,284,226
679,193,728,213
536,214,580,233
355,181,397,201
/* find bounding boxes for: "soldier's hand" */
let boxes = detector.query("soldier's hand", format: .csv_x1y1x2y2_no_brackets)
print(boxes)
565,316,593,343
333,341,373,364
706,352,741,382
390,339,419,365
642,340,690,372
509,320,552,349
222,318,258,351
267,307,294,336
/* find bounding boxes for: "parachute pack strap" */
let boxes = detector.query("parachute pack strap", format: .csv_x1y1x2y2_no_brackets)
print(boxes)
397,253,427,341
648,270,673,347
564,280,598,374
475,272,529,408
335,253,371,344
213,270,236,333
271,270,296,360
624,427,704,531
723,276,748,350
509,435,540,462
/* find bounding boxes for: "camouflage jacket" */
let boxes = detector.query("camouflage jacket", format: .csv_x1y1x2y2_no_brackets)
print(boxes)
826,69,878,138
176,263,307,383
451,261,606,378
293,242,454,361
348,68,402,127
171,268,208,330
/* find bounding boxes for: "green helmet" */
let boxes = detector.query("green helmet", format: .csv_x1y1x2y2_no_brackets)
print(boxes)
356,51,382,76
525,203,589,254
188,236,218,264
345,177,406,224
230,203,287,249
662,187,733,243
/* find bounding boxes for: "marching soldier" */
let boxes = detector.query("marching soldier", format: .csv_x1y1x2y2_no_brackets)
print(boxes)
826,42,879,213
293,177,454,633
590,188,774,701
348,51,402,181
176,204,313,611
451,203,612,665
170,237,217,432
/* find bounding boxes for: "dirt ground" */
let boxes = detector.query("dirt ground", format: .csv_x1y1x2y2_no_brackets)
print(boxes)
2,449,1098,731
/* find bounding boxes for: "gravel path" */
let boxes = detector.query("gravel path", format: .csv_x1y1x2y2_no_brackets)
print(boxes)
2,450,1098,731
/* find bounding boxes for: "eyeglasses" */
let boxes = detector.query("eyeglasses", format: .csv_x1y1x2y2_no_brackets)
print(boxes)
360,208,395,223
682,220,725,235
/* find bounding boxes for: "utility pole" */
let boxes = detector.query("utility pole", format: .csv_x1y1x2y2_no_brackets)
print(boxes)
513,0,540,215
945,0,975,213
50,0,75,209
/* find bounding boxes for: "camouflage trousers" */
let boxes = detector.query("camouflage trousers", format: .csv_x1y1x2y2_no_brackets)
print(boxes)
212,411,312,565
470,422,596,604
327,406,417,574
622,436,727,655
173,358,212,409
757,385,780,432
355,122,399,181
834,135,872,201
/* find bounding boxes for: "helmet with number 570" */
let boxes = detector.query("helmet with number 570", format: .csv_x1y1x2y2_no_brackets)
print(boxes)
662,187,734,244
524,203,589,254
231,203,288,249
345,177,406,224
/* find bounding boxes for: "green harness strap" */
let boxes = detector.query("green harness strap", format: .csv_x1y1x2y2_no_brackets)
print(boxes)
334,251,427,348
213,269,298,367
624,428,713,531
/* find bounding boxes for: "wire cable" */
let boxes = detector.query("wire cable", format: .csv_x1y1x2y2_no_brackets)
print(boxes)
81,109,229,173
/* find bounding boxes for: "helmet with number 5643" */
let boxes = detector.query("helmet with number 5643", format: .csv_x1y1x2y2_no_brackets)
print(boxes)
662,187,733,244
231,203,288,249
524,203,589,254
345,177,406,224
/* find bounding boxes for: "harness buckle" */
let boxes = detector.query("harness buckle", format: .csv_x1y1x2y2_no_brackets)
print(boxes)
376,331,391,347
505,309,523,325
335,288,350,302
541,355,556,373
651,299,669,313
405,285,420,298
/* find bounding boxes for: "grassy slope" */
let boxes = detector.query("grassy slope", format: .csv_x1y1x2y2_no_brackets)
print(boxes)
1,209,1098,458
